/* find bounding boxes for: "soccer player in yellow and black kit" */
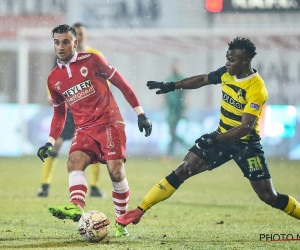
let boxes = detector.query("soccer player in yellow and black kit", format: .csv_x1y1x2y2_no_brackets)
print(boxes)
116,37,300,227
37,23,105,197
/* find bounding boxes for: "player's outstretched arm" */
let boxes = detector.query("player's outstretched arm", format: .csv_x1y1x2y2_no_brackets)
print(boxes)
146,81,175,94
147,74,210,94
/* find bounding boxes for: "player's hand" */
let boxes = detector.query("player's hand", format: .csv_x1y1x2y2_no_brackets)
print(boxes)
37,142,53,162
147,81,175,94
195,133,218,148
138,114,152,137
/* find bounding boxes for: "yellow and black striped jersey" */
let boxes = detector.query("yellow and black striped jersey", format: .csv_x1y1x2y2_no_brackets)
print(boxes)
208,66,268,144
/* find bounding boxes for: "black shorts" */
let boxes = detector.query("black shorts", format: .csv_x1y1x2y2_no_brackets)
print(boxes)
189,137,271,181
60,109,75,140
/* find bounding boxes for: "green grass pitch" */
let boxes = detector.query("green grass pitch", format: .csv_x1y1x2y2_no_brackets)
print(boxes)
0,156,300,249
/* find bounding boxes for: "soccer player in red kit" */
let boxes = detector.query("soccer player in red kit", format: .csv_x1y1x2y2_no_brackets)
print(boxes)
37,24,152,237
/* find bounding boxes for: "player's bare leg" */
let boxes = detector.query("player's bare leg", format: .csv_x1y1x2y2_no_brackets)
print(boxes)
251,178,300,219
116,152,209,226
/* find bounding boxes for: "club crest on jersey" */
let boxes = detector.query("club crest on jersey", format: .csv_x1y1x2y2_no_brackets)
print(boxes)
237,89,243,100
250,103,260,110
80,67,88,77
55,81,61,90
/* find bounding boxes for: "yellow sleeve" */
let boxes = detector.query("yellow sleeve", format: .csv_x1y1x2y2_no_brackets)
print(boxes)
244,80,267,117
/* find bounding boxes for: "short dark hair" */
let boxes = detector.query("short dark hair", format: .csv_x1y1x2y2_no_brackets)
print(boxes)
51,24,76,38
228,37,257,59
72,22,86,29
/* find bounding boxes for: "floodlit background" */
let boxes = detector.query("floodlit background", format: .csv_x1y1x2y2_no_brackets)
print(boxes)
1,0,300,158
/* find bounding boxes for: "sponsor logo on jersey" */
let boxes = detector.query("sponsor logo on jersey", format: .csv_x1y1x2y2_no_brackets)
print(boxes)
250,103,260,110
62,80,95,105
80,66,88,77
222,92,244,110
108,63,113,69
77,54,91,60
108,151,116,155
55,81,61,90
106,126,115,149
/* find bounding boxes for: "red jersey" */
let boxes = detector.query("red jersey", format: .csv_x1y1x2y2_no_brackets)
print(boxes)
47,52,140,140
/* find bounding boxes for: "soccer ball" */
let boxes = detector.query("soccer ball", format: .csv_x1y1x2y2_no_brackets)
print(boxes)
78,210,110,242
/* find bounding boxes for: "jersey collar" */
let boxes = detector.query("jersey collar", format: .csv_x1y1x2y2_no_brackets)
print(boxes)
57,51,78,69
234,68,258,82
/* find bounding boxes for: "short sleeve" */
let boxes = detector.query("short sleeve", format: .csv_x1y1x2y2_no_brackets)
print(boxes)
208,66,227,85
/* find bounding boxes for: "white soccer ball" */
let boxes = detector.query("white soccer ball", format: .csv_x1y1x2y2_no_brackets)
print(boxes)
78,210,110,242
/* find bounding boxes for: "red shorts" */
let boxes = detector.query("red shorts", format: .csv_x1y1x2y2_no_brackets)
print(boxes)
69,123,126,164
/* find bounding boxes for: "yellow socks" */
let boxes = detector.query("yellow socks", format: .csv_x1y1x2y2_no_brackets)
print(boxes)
139,171,184,212
139,171,183,211
90,163,100,187
139,178,176,211
42,156,58,184
283,196,300,219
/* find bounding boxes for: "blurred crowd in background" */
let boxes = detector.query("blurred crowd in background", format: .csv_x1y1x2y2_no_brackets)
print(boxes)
1,0,300,159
